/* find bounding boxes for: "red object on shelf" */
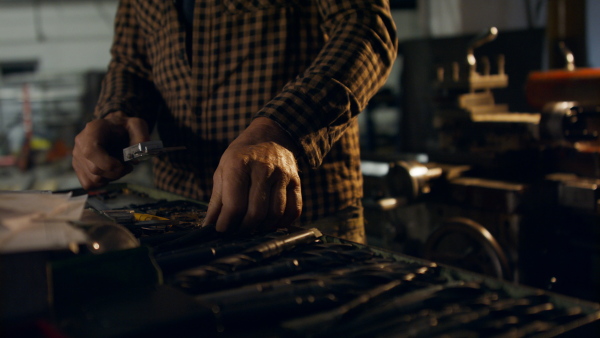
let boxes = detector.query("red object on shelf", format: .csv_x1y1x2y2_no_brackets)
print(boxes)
0,155,16,167
525,68,600,110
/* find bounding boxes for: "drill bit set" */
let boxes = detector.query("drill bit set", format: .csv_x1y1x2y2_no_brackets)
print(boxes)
76,184,600,337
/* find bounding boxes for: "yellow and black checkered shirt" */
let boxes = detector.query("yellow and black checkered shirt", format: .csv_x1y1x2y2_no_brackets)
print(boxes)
95,0,398,224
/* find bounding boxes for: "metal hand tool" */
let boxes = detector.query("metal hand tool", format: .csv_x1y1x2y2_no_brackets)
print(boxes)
123,141,186,162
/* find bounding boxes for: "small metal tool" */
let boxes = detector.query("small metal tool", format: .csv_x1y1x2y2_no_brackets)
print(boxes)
123,141,186,162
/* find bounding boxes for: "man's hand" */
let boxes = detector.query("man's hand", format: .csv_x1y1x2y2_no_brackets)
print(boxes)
204,117,302,233
72,111,150,190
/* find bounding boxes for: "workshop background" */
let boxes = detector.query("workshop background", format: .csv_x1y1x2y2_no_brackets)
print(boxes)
0,0,599,303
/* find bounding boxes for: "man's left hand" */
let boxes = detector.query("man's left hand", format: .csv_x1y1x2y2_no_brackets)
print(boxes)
204,117,302,233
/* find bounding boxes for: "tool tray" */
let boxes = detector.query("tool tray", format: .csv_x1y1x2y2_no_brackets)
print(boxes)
49,183,600,337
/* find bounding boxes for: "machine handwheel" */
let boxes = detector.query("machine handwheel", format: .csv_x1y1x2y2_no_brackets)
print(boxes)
423,217,512,280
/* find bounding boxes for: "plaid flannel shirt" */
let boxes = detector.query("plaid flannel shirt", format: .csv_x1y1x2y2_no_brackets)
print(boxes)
95,0,398,224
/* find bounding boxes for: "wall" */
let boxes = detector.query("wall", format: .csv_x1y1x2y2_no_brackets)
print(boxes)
1,0,598,156
587,0,600,67
419,0,545,37
1,1,598,76
0,0,118,76
418,0,599,67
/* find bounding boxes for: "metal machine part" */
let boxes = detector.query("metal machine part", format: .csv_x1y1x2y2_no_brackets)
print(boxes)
374,25,600,305
387,161,443,200
526,40,600,111
540,104,600,151
559,41,576,72
436,27,508,92
432,28,598,154
467,27,498,71
362,159,446,250
423,176,524,282
361,159,445,202
546,173,600,212
447,177,527,214
423,217,512,280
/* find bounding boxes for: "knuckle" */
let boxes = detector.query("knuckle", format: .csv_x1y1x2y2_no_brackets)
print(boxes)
86,176,105,189
73,135,89,153
79,145,95,158
240,157,254,172
83,120,95,129
259,163,281,183
88,166,104,176
212,170,221,181
262,162,276,174
290,174,301,185
73,132,83,145
223,155,251,175
74,137,97,158
71,146,80,159
82,119,102,132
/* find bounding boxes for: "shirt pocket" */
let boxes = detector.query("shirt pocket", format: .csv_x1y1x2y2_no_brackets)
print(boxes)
222,0,292,13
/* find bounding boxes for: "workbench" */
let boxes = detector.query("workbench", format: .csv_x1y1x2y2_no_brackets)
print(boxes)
2,183,599,337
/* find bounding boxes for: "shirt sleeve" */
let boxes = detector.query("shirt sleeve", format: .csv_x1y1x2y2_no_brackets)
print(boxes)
254,0,398,168
94,0,161,129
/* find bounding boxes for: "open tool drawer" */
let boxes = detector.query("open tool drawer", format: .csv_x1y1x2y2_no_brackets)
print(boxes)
23,183,600,337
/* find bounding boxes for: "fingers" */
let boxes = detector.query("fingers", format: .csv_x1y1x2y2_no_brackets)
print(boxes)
206,165,250,233
209,160,301,234
258,178,286,232
72,155,107,190
204,169,227,232
72,116,146,191
281,179,302,227
82,142,129,179
72,140,133,190
248,170,302,233
240,165,275,233
217,169,251,233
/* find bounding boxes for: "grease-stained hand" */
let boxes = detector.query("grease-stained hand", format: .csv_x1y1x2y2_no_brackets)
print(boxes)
204,117,302,234
72,111,150,190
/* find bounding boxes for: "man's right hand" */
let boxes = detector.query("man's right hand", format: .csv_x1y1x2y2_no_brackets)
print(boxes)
72,111,150,190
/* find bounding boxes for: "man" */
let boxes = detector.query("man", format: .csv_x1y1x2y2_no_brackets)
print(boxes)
72,0,398,243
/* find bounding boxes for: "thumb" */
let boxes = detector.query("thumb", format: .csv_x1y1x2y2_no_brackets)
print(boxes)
125,117,151,145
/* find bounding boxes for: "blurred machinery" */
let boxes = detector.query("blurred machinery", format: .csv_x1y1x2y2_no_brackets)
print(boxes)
363,27,600,303
0,71,103,170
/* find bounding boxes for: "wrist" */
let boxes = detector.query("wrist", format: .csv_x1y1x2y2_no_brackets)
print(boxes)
245,117,299,155
98,110,128,122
